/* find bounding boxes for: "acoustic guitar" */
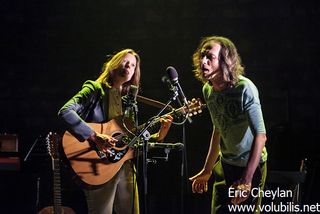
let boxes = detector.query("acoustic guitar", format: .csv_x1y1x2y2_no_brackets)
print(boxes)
38,132,75,214
62,98,205,186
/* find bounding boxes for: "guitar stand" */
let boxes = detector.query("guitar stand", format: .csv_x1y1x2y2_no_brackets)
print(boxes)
23,135,42,213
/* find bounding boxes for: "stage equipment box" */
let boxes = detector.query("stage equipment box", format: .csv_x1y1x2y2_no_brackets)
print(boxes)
0,134,18,152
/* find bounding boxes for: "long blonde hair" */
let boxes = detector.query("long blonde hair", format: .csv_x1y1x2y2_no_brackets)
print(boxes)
97,49,141,94
192,36,244,85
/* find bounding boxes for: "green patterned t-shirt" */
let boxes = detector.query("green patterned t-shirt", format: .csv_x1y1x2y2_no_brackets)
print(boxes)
203,75,267,167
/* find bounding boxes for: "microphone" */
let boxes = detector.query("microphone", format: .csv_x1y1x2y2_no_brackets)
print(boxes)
161,75,179,97
123,85,139,116
128,84,139,102
123,85,138,105
166,66,188,105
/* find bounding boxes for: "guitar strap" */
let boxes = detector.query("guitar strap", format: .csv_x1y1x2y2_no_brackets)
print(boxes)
102,85,110,120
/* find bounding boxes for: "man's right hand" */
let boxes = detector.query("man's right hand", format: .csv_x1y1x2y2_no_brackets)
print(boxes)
88,132,118,153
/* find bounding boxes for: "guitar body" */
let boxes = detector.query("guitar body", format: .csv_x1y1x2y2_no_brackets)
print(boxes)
62,117,135,186
62,98,205,187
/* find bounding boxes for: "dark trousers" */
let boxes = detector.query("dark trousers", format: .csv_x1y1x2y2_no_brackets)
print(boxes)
211,159,267,214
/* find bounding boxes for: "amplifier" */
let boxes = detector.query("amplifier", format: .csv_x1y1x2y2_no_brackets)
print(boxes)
0,157,20,171
0,134,18,152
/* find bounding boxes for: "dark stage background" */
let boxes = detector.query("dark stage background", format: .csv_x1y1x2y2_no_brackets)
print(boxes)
1,0,320,213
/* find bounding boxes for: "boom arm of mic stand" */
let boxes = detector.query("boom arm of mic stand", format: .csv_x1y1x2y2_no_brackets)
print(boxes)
128,92,178,147
175,97,192,124
169,83,192,124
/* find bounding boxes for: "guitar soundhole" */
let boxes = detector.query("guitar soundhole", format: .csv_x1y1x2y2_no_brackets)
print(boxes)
113,133,130,147
107,133,130,163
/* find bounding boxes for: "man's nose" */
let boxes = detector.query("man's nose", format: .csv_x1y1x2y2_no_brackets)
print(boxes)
201,56,209,65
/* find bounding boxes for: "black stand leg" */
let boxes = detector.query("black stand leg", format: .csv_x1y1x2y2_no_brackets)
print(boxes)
142,136,149,214
36,177,41,213
180,123,190,214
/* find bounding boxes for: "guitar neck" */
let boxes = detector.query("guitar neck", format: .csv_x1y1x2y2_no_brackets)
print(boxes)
136,106,186,133
124,106,188,148
52,158,62,214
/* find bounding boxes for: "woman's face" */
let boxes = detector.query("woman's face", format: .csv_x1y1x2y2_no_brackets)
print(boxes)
114,53,137,84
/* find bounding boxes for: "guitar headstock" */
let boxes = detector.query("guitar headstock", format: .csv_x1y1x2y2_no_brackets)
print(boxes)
46,132,61,160
184,98,206,117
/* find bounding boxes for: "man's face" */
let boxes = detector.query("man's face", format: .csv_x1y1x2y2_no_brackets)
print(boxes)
200,42,222,81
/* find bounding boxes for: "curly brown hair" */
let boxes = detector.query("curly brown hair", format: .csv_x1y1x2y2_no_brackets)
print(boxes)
97,49,141,94
192,36,244,85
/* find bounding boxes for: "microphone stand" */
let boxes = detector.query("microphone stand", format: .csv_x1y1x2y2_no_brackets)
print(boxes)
123,97,140,214
164,76,190,213
168,97,189,214
132,101,140,214
180,123,189,214
129,88,179,214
